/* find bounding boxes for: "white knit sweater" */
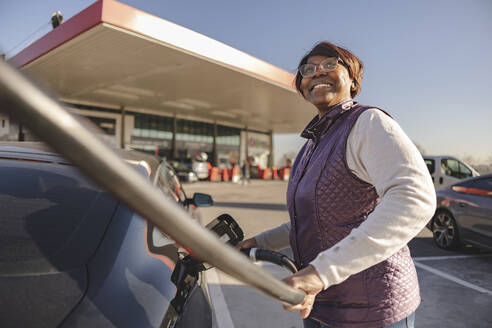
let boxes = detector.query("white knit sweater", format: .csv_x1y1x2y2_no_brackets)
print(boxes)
255,108,436,289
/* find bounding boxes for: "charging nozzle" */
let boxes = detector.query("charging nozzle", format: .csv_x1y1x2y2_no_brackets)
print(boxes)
241,248,298,274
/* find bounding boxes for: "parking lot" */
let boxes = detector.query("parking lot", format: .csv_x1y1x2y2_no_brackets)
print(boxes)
186,180,492,328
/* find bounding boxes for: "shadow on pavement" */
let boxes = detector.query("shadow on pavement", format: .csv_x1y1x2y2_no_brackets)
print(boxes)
408,236,491,258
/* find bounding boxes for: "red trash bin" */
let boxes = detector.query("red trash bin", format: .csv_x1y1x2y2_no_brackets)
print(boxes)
282,168,290,181
262,168,271,179
279,168,291,181
271,167,278,179
221,168,229,181
231,167,240,182
209,167,220,181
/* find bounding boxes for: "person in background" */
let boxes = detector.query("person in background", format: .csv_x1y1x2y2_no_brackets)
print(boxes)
441,161,451,176
241,159,250,185
237,41,435,328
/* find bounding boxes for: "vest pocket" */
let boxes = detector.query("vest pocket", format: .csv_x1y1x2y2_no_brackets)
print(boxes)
315,270,368,306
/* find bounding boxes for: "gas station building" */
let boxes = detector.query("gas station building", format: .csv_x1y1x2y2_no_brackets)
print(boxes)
4,0,313,170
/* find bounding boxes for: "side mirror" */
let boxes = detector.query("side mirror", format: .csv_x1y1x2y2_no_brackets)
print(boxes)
186,193,213,207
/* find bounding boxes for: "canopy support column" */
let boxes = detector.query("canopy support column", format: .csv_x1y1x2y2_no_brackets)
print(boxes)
120,105,125,148
172,114,177,160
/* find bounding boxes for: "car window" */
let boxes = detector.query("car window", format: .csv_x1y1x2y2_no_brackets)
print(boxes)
441,159,467,179
157,163,186,203
424,159,435,174
459,162,472,178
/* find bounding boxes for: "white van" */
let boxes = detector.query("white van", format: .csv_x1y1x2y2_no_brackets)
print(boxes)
423,155,480,189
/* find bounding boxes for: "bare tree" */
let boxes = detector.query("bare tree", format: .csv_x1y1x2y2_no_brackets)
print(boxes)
487,153,492,164
461,154,477,165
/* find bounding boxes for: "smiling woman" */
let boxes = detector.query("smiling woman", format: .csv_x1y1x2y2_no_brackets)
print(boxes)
237,41,436,328
295,42,363,117
299,55,352,114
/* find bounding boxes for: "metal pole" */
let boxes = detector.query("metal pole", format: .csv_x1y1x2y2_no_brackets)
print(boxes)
172,114,177,160
213,122,217,166
245,126,249,164
0,60,305,307
120,105,125,148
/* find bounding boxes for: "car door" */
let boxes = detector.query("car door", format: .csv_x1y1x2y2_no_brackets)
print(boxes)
452,177,492,248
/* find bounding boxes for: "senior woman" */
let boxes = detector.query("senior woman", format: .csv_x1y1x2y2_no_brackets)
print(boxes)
237,41,436,328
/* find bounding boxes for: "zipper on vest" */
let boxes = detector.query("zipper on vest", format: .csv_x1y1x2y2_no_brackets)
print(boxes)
292,134,319,269
292,110,351,268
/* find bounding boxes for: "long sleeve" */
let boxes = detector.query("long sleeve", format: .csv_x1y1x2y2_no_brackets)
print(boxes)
310,108,436,289
255,222,291,251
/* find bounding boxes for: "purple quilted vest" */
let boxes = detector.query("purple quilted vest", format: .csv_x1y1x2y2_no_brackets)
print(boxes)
287,100,420,328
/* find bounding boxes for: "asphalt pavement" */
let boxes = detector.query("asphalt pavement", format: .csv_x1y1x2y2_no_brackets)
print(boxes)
185,180,492,328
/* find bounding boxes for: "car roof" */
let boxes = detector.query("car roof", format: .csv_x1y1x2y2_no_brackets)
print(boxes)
0,142,162,179
423,155,459,160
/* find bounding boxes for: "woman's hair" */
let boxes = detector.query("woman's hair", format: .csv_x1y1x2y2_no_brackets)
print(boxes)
294,41,364,98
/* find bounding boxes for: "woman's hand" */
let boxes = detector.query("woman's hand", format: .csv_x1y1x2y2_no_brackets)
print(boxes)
235,237,258,250
282,265,324,319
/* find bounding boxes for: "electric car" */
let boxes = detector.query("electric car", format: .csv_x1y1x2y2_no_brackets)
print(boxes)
428,173,492,250
0,142,214,328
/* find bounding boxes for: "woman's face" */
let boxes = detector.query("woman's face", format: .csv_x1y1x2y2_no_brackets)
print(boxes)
300,55,353,111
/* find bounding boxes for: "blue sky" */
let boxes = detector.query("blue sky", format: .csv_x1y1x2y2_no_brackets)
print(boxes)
1,0,491,164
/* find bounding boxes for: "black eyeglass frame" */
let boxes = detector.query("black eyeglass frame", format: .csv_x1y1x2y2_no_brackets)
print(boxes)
298,57,351,78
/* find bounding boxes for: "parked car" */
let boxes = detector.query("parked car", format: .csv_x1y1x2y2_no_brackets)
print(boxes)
174,157,209,181
192,153,210,180
423,155,479,189
427,173,492,250
0,142,214,328
170,160,199,183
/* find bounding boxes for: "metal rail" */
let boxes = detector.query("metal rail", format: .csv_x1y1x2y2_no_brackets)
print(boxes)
0,60,305,306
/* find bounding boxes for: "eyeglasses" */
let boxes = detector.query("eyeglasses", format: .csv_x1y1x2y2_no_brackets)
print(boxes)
298,57,346,78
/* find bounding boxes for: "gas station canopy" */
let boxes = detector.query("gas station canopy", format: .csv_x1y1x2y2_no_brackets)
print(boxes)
11,0,314,133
